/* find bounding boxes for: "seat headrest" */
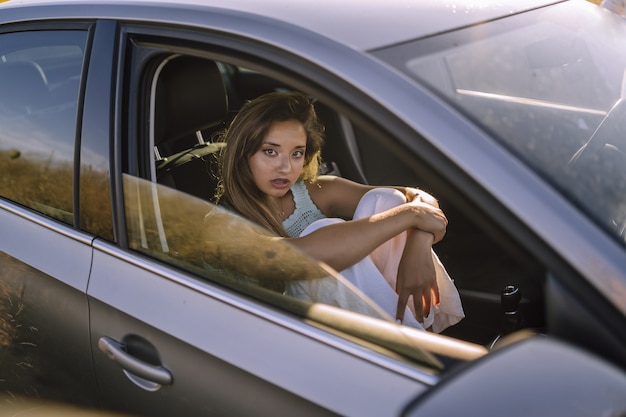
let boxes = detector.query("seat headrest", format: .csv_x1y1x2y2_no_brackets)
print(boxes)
0,60,49,115
155,56,228,145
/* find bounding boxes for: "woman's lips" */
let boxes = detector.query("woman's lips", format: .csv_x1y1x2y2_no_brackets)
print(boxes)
271,178,290,189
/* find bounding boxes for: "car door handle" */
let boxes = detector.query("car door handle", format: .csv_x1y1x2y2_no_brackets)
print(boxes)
98,336,173,386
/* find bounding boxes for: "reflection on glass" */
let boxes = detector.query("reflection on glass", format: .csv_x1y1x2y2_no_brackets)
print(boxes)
122,174,387,320
80,165,113,241
0,252,97,406
0,31,87,224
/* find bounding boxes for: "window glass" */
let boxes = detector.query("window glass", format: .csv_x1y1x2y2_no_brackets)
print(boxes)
122,174,409,347
0,31,87,224
123,174,386,316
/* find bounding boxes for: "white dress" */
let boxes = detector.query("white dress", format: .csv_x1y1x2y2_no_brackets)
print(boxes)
284,182,464,333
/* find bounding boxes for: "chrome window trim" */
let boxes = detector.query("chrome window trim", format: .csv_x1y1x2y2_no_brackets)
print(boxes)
0,198,93,246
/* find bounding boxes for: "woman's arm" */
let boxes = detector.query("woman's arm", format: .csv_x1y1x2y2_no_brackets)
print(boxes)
400,186,440,208
396,230,439,323
286,200,447,272
307,176,445,322
309,176,440,219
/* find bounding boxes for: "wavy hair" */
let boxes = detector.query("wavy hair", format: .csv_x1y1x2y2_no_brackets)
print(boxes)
215,91,325,236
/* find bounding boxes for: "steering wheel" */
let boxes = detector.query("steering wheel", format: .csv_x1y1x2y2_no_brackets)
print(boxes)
567,98,626,240
568,98,626,168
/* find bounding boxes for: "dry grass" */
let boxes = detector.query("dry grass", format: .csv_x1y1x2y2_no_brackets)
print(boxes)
1,150,114,239
0,151,72,216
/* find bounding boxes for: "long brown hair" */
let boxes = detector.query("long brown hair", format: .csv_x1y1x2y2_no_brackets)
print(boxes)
216,91,325,236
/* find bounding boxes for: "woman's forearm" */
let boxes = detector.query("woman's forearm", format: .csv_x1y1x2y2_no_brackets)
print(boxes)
287,202,445,271
396,230,438,321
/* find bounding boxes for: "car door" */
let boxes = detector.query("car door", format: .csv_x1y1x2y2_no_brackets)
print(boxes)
88,170,437,417
0,25,99,408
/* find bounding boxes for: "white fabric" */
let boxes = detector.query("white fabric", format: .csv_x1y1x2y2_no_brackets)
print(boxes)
286,188,465,332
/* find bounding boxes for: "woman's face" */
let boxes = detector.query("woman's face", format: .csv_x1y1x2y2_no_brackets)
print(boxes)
248,119,307,200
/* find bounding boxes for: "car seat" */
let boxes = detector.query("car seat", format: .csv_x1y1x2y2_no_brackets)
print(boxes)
153,55,229,202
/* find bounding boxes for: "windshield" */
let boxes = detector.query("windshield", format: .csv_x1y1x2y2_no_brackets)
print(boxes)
374,1,626,245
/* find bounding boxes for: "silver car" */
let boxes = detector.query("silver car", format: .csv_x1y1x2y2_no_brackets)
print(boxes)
1,0,626,415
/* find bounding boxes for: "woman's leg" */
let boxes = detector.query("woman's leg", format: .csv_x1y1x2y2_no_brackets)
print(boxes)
286,217,425,329
354,189,408,287
354,188,464,332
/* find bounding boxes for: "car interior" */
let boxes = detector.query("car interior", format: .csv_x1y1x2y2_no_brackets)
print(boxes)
144,53,547,355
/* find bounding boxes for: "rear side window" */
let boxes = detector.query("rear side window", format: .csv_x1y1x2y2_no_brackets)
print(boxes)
0,30,87,224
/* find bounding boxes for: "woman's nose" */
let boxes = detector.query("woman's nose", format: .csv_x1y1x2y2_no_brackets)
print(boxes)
276,155,291,172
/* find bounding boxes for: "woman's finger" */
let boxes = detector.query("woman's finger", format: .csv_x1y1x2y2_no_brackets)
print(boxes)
421,289,432,319
432,279,441,306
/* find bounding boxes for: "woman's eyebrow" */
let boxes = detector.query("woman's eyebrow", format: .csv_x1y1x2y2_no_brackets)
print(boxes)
262,141,306,149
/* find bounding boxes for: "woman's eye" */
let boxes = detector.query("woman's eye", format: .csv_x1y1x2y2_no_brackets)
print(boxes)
293,151,304,158
263,149,276,156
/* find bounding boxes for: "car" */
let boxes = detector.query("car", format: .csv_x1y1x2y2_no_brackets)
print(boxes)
1,0,626,415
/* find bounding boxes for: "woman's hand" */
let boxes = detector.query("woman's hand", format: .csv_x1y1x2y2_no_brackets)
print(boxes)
405,200,448,243
395,230,440,324
404,187,439,208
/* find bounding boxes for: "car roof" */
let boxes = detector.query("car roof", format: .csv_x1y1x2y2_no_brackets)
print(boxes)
1,0,566,50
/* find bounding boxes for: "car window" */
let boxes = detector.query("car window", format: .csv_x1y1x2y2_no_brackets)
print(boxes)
136,54,384,312
123,172,382,313
122,172,484,370
118,51,491,370
123,53,389,318
0,30,87,224
374,1,626,246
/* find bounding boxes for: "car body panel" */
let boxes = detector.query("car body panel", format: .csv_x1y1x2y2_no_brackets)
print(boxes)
0,0,564,50
0,202,98,406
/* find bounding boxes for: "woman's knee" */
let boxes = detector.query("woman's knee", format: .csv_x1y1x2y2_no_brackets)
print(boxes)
356,188,406,218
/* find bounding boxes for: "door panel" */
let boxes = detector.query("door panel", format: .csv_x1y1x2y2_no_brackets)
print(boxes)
0,204,96,407
88,241,426,417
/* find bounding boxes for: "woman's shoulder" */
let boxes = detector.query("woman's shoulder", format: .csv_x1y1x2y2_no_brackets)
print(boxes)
305,175,371,218
303,176,335,212
304,175,344,194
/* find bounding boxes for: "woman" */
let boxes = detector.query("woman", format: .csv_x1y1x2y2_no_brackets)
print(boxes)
208,91,463,332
